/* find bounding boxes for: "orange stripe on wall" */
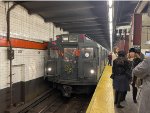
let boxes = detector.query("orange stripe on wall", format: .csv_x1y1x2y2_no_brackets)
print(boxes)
0,37,48,50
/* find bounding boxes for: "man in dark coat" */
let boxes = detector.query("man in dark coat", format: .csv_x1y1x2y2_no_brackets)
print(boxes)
112,51,131,108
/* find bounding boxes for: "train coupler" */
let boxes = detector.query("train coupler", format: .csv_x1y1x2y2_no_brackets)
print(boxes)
62,85,72,97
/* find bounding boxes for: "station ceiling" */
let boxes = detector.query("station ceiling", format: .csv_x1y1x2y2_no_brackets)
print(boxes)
16,1,110,50
16,1,139,50
114,1,138,26
113,1,138,45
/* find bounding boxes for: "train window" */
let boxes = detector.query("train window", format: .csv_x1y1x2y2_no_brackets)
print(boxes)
64,48,77,61
50,50,58,58
81,48,93,58
62,35,69,42
69,34,78,42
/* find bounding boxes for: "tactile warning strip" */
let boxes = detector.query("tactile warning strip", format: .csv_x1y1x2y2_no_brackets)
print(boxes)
86,66,115,113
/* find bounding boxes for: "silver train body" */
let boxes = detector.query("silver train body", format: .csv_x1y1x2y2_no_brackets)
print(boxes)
44,34,108,96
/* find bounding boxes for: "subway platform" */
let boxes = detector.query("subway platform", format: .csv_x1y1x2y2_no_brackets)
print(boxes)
86,66,139,113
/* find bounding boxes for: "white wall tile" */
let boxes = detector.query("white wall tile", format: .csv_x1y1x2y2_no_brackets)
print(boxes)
0,2,67,90
141,14,150,49
0,47,46,89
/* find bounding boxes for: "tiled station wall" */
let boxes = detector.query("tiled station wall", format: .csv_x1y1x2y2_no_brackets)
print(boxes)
0,2,68,112
141,14,150,53
0,48,46,89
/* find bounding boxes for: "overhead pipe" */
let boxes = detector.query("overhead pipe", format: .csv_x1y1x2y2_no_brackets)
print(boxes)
6,2,17,107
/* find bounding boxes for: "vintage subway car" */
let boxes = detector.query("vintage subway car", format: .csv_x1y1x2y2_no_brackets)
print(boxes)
44,34,108,96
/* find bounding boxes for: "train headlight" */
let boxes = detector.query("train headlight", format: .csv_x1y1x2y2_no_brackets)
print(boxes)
48,67,52,72
90,69,95,74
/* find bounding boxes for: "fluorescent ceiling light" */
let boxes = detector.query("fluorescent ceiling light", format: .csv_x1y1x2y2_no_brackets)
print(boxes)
108,0,113,51
109,22,113,31
109,8,112,22
109,0,112,7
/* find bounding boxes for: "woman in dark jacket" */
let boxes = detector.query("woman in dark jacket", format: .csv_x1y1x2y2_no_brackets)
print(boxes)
128,48,142,103
112,51,131,108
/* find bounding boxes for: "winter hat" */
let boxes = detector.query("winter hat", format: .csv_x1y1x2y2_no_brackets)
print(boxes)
129,48,135,53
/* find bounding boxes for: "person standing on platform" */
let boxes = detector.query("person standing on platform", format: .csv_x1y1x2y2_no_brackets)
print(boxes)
120,48,135,102
112,51,131,108
132,50,142,103
112,47,119,66
128,48,143,103
132,57,150,113
127,48,136,101
108,52,112,66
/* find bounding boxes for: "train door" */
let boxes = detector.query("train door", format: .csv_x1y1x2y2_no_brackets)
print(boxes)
80,47,97,79
97,47,101,79
61,47,78,79
104,50,106,65
95,47,101,80
101,48,105,70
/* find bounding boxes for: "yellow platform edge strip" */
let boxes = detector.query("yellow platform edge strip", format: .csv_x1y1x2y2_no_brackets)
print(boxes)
86,66,115,113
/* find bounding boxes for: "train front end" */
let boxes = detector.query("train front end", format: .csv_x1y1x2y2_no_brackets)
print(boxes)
44,34,101,96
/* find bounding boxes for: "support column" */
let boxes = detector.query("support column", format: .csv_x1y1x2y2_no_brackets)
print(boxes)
133,14,142,46
117,39,125,51
124,35,129,53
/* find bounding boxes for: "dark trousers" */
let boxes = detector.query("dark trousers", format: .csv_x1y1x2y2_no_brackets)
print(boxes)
108,59,112,66
121,91,127,101
115,90,123,106
132,85,138,101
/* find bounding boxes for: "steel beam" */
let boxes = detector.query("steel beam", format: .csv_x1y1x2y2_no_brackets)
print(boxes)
56,23,102,28
29,5,94,14
70,31,103,34
45,16,104,22
63,25,106,30
68,29,103,32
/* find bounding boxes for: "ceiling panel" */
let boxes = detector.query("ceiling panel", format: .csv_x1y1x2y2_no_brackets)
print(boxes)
16,1,110,49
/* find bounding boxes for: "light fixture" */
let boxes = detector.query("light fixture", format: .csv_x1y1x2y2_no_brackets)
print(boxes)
90,69,95,74
117,33,119,36
48,67,52,72
109,0,112,7
108,0,113,52
121,32,124,36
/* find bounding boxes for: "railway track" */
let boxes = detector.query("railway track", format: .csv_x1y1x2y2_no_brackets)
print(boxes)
6,89,91,113
25,91,91,113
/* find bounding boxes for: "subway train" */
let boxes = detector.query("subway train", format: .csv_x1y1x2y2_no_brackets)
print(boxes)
44,34,108,97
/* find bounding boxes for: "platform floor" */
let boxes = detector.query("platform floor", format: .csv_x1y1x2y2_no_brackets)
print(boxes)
86,66,139,113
